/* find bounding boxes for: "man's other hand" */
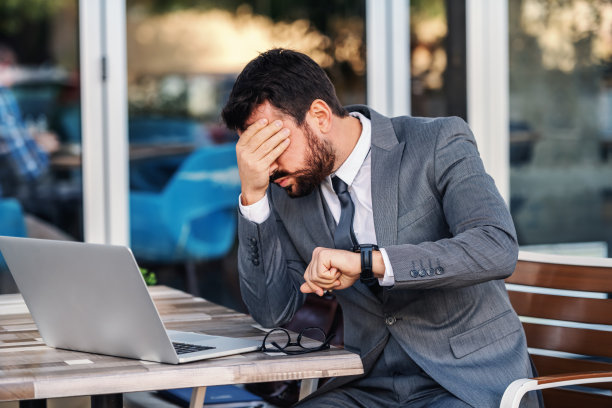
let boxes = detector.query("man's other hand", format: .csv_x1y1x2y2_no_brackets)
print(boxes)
301,247,361,296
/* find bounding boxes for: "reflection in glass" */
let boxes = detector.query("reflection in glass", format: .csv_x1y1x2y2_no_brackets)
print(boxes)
0,1,81,292
410,0,466,119
509,0,612,257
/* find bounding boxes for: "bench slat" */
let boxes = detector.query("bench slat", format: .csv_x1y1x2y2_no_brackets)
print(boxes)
507,255,612,407
508,291,612,325
541,387,612,408
523,323,612,358
507,261,612,292
531,355,612,391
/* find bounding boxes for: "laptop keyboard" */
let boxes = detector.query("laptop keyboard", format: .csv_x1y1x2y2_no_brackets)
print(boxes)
172,342,215,355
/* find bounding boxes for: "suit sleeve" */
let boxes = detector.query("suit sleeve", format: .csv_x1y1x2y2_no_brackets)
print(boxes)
237,196,307,328
384,117,518,290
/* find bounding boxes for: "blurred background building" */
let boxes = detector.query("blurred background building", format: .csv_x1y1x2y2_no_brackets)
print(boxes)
0,0,610,311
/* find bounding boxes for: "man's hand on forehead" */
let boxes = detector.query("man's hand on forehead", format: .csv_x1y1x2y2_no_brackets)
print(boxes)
235,117,291,205
241,100,290,132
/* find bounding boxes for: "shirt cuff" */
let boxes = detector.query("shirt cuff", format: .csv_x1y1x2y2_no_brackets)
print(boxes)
378,248,395,286
238,193,271,224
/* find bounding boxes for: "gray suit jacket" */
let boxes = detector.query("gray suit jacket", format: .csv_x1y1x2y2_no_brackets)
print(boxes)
237,105,537,407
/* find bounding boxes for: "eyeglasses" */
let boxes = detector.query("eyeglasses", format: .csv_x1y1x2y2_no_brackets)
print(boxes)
260,327,335,355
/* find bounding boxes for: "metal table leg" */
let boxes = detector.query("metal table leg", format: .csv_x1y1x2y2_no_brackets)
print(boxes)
19,400,46,408
91,393,123,408
299,378,319,400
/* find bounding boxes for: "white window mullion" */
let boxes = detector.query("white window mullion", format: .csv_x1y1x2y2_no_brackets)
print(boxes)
79,0,106,244
366,0,410,117
467,0,509,203
104,0,129,246
390,0,410,117
367,0,390,115
79,0,129,245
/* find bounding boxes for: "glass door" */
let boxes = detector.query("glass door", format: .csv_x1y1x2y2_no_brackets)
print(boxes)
410,0,467,120
0,1,83,292
508,0,612,257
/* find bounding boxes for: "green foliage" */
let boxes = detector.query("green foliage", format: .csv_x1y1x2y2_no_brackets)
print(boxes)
140,267,158,286
411,0,445,19
0,0,73,35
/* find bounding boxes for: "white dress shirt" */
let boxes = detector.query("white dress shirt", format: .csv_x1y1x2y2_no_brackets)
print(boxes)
239,112,394,285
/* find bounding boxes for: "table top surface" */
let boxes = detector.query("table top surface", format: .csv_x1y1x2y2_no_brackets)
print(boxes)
0,286,363,401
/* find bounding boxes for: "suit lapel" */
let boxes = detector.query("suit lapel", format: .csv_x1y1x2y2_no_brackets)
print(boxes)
371,143,404,247
301,187,335,249
344,106,405,302
347,105,404,248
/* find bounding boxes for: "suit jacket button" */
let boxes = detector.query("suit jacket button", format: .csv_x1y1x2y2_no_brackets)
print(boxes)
249,238,257,245
435,267,444,275
410,270,419,278
252,259,260,266
419,269,427,277
385,316,397,326
427,268,435,276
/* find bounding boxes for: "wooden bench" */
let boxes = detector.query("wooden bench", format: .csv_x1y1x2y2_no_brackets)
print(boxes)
501,251,612,407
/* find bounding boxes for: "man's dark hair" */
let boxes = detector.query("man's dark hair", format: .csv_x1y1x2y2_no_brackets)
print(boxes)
222,48,348,132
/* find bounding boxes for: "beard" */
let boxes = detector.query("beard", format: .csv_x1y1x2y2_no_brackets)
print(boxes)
269,124,336,198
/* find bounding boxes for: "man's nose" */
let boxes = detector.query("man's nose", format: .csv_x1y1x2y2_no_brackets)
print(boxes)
269,164,278,177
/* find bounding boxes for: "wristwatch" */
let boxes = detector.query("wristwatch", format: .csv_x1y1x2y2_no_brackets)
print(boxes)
353,244,379,286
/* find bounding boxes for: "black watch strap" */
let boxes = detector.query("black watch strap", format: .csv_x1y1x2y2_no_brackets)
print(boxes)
356,244,378,285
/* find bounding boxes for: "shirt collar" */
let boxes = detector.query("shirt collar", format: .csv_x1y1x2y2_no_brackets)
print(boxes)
332,111,371,187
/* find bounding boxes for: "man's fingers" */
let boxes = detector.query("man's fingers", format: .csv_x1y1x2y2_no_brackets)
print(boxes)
303,259,325,296
311,272,339,285
244,120,285,153
237,118,269,146
300,282,315,294
303,280,324,296
316,264,339,282
303,263,313,284
262,137,290,166
255,129,290,160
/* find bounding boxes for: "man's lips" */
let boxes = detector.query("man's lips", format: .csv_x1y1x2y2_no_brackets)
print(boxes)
274,176,291,188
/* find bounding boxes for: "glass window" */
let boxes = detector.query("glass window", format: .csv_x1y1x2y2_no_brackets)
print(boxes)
509,0,612,257
0,1,82,292
410,0,466,119
125,0,366,307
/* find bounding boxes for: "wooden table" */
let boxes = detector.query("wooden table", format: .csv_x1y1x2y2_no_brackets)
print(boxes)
0,286,363,407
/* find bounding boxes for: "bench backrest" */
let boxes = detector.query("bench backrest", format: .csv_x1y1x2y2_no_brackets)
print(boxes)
506,252,612,408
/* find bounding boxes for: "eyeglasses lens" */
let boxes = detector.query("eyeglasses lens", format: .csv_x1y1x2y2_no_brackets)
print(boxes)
298,327,327,350
264,328,290,351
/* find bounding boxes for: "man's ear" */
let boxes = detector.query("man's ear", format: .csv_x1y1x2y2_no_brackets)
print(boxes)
308,99,333,133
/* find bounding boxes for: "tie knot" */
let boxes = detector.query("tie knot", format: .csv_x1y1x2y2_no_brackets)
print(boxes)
332,176,349,195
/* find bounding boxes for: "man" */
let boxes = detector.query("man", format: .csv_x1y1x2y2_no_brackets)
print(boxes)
222,49,538,407
0,43,69,240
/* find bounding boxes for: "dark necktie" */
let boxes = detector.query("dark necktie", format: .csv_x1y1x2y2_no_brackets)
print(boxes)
332,176,358,251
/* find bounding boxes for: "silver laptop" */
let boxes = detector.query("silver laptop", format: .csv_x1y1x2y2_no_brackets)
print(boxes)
0,236,261,364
